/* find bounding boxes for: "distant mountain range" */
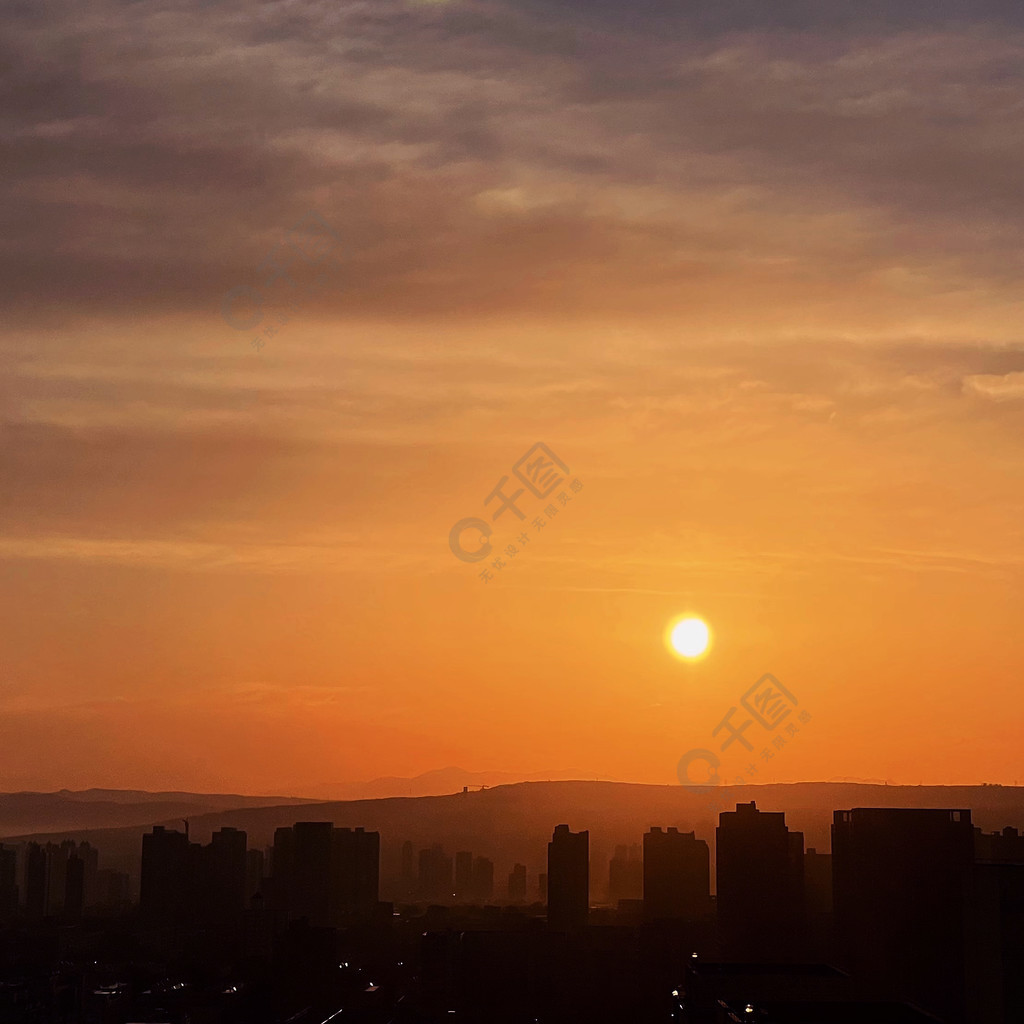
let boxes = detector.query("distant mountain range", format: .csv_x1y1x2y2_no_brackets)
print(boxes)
0,788,316,839
6,780,1024,893
301,766,619,801
0,769,610,838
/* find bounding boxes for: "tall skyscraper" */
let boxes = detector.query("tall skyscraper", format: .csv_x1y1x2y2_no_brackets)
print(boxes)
803,847,832,914
547,824,589,930
141,826,197,922
93,869,130,911
63,846,85,920
270,826,295,914
472,856,494,901
19,840,99,921
969,856,1024,1022
44,841,70,917
401,840,416,891
77,842,100,910
25,843,46,919
455,851,474,898
331,826,380,918
418,844,454,900
508,862,527,901
290,821,334,927
271,822,380,924
642,827,709,921
716,801,804,959
0,845,16,922
832,807,974,1022
206,827,248,918
608,843,643,903
245,847,265,904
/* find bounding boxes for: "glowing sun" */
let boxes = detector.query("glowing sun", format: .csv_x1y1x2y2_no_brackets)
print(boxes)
667,616,711,659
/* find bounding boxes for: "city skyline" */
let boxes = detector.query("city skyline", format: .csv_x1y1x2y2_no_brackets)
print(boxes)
4,800,1022,1021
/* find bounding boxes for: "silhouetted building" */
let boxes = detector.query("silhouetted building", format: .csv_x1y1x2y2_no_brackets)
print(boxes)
141,826,197,923
608,843,642,903
292,821,334,925
271,826,295,913
418,844,454,900
968,859,1024,1023
642,826,709,921
92,868,130,911
472,855,494,901
0,845,17,921
804,847,832,914
401,840,416,890
972,819,1024,1015
547,824,588,930
331,826,379,917
205,827,248,919
833,807,973,1022
975,825,1024,863
508,863,527,901
45,842,70,917
63,847,84,920
271,822,380,925
76,842,99,910
18,840,99,921
245,847,265,903
455,851,473,898
25,843,46,919
717,801,804,959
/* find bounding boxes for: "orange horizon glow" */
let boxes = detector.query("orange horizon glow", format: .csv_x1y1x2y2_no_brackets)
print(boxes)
3,1,1024,795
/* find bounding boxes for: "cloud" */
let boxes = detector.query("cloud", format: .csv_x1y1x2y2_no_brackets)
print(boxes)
963,370,1024,401
2,0,1024,329
3,0,1024,792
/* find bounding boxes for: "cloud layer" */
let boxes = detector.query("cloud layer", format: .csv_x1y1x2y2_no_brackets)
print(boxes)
2,0,1023,790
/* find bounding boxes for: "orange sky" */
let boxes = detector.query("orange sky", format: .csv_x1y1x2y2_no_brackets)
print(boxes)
2,0,1023,793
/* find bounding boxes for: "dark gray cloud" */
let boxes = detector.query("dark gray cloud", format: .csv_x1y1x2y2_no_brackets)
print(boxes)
0,0,1020,319
508,0,1024,35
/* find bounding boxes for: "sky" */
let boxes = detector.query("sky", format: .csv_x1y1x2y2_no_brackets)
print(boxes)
2,0,1024,794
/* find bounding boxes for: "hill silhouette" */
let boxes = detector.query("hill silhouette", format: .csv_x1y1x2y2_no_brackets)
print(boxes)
0,788,316,838
8,780,1024,895
302,765,616,800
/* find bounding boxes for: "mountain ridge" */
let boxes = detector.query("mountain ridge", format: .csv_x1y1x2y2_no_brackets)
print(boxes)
0,788,317,839
6,780,1023,892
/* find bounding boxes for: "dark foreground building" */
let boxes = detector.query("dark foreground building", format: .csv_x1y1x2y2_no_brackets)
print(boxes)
547,824,589,930
642,826,709,922
832,807,974,1022
717,801,804,959
271,822,380,926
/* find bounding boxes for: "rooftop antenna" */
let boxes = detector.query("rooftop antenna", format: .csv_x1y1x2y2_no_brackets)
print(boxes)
182,819,189,839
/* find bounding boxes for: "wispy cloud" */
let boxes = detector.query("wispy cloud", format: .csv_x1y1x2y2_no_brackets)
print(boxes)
3,0,1024,789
